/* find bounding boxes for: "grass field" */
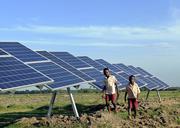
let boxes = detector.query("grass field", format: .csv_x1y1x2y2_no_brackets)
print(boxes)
0,90,179,128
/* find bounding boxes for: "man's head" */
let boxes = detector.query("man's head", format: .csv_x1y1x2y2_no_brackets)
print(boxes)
103,68,110,77
129,75,135,84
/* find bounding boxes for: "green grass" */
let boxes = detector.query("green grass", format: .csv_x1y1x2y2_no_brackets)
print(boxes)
0,90,179,127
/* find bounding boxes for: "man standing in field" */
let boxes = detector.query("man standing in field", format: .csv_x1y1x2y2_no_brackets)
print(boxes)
102,68,119,113
124,75,140,119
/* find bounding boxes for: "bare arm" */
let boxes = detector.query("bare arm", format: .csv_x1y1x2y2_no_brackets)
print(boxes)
137,86,140,100
137,93,140,101
102,86,106,98
124,92,127,102
114,77,119,95
115,83,119,94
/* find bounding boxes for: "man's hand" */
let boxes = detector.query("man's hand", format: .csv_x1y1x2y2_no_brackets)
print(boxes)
124,92,127,103
136,98,139,103
102,94,105,99
124,98,126,102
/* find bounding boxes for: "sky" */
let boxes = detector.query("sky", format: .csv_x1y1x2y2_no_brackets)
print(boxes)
0,0,180,87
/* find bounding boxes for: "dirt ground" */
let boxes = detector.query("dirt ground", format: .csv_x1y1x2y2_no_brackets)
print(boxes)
10,97,180,128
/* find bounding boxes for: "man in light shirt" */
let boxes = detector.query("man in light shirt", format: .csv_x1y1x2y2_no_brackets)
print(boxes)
102,68,118,112
124,75,140,119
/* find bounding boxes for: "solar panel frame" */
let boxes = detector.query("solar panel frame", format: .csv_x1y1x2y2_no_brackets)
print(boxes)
0,49,54,91
36,51,96,83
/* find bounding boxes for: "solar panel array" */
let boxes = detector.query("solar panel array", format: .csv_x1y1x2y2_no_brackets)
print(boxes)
77,56,129,89
29,62,86,90
127,66,168,90
0,42,94,91
0,42,47,63
0,49,8,55
114,64,169,90
0,42,169,91
36,51,95,83
113,64,140,76
50,52,90,69
94,59,146,89
50,52,110,90
0,49,53,91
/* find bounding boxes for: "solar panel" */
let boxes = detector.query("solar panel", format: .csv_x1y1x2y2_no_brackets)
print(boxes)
36,51,95,83
125,65,166,90
29,62,86,90
78,56,130,89
77,56,105,71
114,64,140,76
136,67,153,77
93,59,147,89
127,66,169,90
151,77,169,90
50,52,91,69
50,52,121,90
127,65,147,76
0,49,53,91
0,49,8,55
0,42,92,90
119,72,146,88
95,59,121,73
80,68,106,90
138,76,159,90
0,42,47,63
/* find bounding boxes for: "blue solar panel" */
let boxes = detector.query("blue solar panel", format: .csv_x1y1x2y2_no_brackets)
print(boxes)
151,77,169,90
0,49,53,91
37,51,95,83
29,62,86,90
93,59,147,88
95,59,121,73
0,49,8,55
0,42,47,62
114,64,140,76
80,68,106,90
50,52,91,69
125,65,168,90
49,53,120,90
119,72,146,88
77,56,105,71
128,65,164,90
138,76,159,90
136,67,153,77
78,57,130,89
127,65,145,76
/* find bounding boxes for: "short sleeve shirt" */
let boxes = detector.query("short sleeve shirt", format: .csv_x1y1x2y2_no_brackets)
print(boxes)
126,82,140,99
104,75,118,94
